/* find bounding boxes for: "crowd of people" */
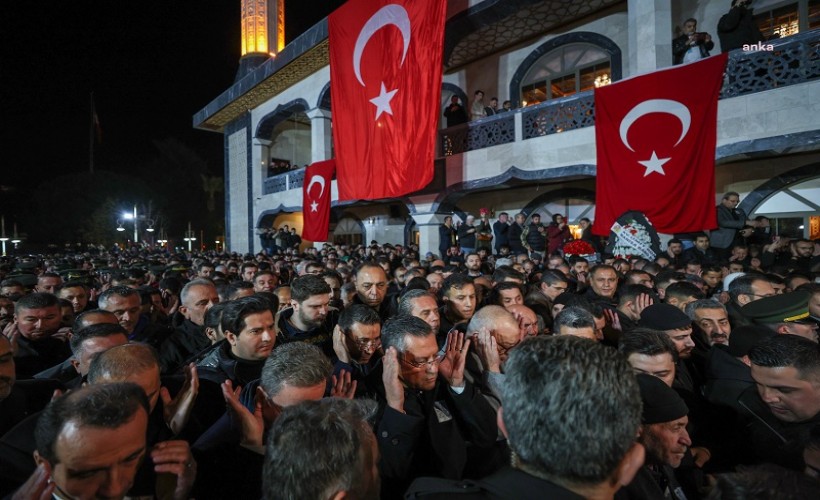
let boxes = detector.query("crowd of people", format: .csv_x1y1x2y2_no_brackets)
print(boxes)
0,208,819,498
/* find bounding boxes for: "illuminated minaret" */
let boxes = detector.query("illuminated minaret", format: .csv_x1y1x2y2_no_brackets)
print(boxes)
236,0,285,81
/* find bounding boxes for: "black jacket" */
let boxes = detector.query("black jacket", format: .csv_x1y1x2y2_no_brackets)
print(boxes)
364,361,498,498
158,318,211,374
492,220,509,251
737,385,820,470
13,336,72,380
717,5,764,52
672,33,714,65
197,340,266,387
275,306,338,359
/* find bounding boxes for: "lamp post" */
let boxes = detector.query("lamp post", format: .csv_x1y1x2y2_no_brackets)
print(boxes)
183,222,197,252
116,204,155,244
0,216,8,256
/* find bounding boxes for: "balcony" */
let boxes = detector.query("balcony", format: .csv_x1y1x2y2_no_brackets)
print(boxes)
260,30,819,196
439,29,820,157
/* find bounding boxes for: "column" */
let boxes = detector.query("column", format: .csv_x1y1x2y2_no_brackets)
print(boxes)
306,108,333,162
628,0,672,74
412,212,449,258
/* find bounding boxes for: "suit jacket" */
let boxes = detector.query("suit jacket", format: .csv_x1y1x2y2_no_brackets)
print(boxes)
365,361,498,497
711,204,747,250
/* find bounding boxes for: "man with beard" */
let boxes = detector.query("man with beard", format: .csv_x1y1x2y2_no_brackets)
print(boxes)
331,304,382,395
640,304,700,395
686,300,732,346
99,286,172,351
276,274,338,358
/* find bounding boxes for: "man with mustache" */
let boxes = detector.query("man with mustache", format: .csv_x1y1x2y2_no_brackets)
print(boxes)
617,375,692,500
686,300,732,346
4,293,71,379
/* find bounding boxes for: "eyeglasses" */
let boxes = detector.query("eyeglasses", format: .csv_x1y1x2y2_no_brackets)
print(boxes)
343,331,382,350
400,354,444,369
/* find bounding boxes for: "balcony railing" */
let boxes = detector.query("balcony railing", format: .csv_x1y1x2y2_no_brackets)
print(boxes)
261,30,819,194
263,168,305,195
439,29,820,156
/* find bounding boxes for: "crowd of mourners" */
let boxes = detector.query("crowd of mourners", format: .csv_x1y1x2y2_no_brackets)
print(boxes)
0,220,819,499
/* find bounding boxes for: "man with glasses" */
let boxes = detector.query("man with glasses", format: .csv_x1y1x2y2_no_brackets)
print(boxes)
371,315,497,497
537,269,569,303
726,274,777,329
332,305,382,395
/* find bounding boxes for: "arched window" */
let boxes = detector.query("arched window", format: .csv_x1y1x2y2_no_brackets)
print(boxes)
520,43,611,105
509,32,622,107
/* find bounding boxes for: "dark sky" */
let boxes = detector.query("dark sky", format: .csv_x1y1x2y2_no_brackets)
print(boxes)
0,1,343,188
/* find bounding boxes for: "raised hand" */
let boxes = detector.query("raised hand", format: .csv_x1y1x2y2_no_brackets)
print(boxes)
439,330,470,388
634,293,654,315
12,463,54,500
474,327,501,373
330,369,357,399
603,308,622,332
162,363,199,435
221,380,265,448
151,440,197,500
332,325,351,364
382,347,405,413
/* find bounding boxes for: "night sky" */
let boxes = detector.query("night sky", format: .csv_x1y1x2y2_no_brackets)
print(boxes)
0,0,343,245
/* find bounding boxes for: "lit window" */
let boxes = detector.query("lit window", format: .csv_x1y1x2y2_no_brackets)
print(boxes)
520,44,611,106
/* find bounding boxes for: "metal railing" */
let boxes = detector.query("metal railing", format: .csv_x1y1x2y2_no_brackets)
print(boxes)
263,168,306,195
439,29,820,156
261,30,819,193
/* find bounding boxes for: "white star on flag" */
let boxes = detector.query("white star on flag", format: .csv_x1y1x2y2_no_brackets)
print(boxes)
310,200,319,212
637,151,671,177
369,82,398,120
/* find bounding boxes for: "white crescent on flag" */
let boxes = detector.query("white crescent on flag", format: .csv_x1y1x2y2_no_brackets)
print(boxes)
352,4,411,87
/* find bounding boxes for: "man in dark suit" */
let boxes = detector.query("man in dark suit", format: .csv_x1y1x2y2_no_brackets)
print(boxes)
369,316,497,498
406,335,645,499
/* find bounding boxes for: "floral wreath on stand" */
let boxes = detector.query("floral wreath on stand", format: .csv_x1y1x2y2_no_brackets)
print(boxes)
562,240,597,262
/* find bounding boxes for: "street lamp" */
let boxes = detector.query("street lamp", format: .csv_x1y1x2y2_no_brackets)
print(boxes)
116,204,155,244
0,216,8,256
183,221,197,252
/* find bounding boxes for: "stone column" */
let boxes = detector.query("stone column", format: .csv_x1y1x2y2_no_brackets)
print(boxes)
412,212,449,258
306,108,333,162
628,0,672,74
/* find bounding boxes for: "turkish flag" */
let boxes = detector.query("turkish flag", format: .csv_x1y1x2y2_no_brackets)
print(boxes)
329,0,446,200
302,159,336,242
593,53,728,236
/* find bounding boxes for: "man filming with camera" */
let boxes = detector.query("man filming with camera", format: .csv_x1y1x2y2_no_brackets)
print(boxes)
673,18,714,64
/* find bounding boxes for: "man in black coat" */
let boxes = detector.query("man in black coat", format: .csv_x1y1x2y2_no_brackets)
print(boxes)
368,316,497,498
158,280,220,374
406,335,645,500
491,212,510,256
718,0,765,52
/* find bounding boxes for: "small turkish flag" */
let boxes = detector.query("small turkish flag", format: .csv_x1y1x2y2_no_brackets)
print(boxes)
593,53,728,236
329,0,446,200
302,159,336,242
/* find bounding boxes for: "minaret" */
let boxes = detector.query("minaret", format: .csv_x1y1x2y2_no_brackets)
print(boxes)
236,0,285,81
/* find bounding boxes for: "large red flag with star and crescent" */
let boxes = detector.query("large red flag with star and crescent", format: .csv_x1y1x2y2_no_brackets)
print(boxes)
329,0,446,200
593,53,728,236
302,159,336,242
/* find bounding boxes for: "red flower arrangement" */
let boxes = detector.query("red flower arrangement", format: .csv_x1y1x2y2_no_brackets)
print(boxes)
563,239,595,255
479,207,490,216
